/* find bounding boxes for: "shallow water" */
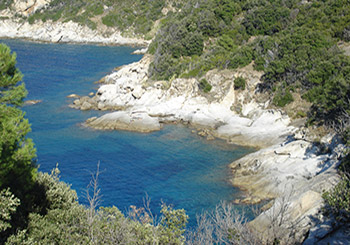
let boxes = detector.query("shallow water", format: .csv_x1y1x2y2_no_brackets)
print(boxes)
1,39,253,227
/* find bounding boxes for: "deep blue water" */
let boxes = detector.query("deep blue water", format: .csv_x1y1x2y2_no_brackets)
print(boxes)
1,39,253,227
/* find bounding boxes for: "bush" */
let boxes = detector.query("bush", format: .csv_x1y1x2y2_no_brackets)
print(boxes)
234,77,246,90
273,88,294,107
199,79,212,93
0,0,12,11
323,173,350,222
228,46,253,69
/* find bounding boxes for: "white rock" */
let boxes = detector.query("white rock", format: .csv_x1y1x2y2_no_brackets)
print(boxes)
86,111,160,133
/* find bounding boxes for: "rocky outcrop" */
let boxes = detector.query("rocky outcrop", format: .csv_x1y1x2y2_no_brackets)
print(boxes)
231,132,345,243
0,19,149,46
79,55,294,148
85,111,161,133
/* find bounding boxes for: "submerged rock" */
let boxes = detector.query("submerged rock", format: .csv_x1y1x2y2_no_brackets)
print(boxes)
23,99,42,105
67,94,80,99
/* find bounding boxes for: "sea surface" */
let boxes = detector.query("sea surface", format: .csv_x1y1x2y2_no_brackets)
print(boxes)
1,39,253,227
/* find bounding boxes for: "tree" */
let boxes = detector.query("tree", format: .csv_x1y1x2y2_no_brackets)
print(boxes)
0,43,37,190
0,43,37,240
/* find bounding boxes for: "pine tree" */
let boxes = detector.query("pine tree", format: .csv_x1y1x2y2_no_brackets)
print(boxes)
0,43,38,240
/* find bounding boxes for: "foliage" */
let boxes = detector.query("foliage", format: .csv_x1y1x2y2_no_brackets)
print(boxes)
243,2,291,36
0,188,20,232
323,173,350,222
159,204,188,244
0,44,36,190
199,79,212,93
102,0,165,35
234,77,246,90
2,164,189,244
146,0,350,135
273,87,294,107
0,0,12,11
25,0,166,35
0,44,39,242
7,168,89,244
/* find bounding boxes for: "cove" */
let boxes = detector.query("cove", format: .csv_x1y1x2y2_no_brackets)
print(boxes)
1,39,253,228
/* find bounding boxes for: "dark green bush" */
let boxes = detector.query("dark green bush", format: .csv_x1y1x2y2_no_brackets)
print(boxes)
228,46,253,69
273,88,294,107
199,79,212,93
0,0,12,10
234,77,246,90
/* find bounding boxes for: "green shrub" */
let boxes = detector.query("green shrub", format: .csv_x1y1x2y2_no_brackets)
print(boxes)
0,0,12,11
273,88,294,107
199,79,212,93
218,34,237,51
295,110,307,118
159,204,188,244
323,173,350,222
228,46,253,69
181,67,202,78
102,14,121,28
234,77,246,90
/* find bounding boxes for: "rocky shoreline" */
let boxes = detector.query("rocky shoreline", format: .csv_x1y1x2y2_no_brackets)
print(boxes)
68,53,346,243
71,55,295,148
0,18,149,46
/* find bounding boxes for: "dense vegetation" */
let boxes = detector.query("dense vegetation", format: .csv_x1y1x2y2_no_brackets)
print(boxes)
148,0,350,133
22,0,169,37
1,0,171,36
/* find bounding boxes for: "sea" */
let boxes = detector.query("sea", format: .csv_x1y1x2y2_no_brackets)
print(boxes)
0,39,254,228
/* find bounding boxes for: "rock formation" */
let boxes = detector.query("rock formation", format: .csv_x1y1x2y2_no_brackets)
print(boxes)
13,0,51,16
72,54,345,243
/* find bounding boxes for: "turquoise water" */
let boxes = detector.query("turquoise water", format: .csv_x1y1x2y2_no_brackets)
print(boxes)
1,39,253,227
